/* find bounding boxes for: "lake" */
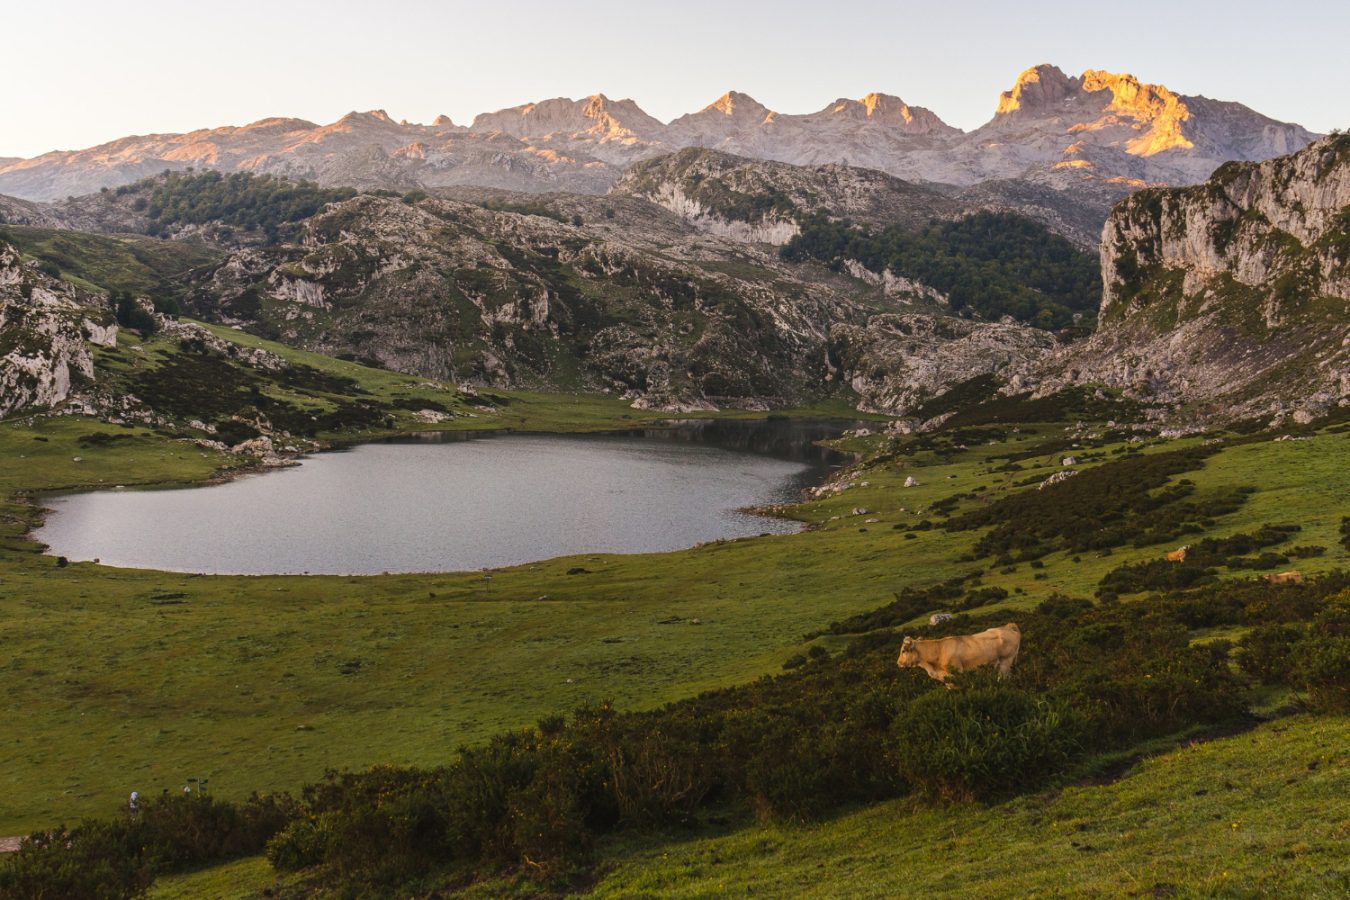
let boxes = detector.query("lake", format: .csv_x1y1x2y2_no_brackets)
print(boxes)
35,419,856,575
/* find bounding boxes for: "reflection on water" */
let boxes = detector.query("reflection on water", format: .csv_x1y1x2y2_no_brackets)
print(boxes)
37,419,858,576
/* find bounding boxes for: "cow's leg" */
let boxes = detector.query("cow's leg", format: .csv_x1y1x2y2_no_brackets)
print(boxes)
920,661,949,684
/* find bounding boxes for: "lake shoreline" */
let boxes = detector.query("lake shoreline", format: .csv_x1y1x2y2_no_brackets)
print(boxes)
32,418,861,577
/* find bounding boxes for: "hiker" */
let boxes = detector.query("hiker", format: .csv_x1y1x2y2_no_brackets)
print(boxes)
128,791,139,815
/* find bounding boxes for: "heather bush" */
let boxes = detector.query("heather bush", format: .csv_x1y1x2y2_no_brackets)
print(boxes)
889,680,1081,802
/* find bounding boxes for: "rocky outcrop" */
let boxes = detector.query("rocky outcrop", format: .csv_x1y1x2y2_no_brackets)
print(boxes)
959,64,1318,186
1028,134,1350,424
469,94,667,164
613,148,962,241
0,242,117,418
833,314,1056,415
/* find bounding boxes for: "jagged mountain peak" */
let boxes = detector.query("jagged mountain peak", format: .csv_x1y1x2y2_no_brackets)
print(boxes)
996,64,1079,114
236,117,320,133
468,94,663,144
807,92,958,135
703,91,771,119
337,109,395,124
0,66,1321,217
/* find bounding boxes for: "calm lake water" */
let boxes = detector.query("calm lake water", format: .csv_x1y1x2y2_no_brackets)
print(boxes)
36,419,855,575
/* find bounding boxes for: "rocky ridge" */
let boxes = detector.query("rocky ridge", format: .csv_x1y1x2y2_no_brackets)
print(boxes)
1025,133,1350,424
613,148,963,245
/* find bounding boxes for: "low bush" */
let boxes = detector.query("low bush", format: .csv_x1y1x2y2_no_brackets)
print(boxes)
1236,623,1308,684
944,447,1242,562
1295,591,1350,712
889,680,1081,802
0,794,289,899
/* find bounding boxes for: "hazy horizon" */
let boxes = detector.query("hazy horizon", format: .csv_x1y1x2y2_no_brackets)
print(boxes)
4,0,1348,159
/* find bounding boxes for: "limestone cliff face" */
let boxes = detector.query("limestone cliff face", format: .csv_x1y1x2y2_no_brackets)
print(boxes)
1100,135,1350,314
0,242,117,418
1031,134,1350,424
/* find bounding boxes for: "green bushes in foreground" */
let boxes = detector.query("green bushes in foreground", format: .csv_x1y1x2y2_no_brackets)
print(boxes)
0,794,290,900
891,683,1083,803
1240,590,1350,712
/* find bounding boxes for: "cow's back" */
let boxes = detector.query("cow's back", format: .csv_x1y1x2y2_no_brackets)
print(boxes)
925,625,1018,672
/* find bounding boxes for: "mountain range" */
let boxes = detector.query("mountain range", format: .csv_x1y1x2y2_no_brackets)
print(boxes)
0,64,1320,246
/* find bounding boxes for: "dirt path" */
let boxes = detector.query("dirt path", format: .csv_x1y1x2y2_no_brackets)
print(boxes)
0,835,21,853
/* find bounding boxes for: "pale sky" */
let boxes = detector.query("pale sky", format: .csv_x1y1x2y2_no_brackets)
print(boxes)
3,0,1347,159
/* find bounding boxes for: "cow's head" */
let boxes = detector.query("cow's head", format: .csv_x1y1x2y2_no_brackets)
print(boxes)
896,636,918,669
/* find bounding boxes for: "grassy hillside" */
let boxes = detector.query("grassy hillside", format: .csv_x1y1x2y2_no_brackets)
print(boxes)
0,225,222,301
586,714,1349,898
143,715,1350,898
0,326,873,834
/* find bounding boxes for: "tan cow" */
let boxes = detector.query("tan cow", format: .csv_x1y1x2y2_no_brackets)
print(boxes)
1166,546,1189,563
1264,570,1303,585
897,623,1022,683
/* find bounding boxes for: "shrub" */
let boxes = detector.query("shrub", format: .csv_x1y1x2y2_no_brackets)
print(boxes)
266,817,327,872
0,794,289,899
1295,591,1350,711
0,822,154,900
1064,641,1247,744
1236,623,1308,684
602,721,716,826
889,680,1081,802
944,447,1234,562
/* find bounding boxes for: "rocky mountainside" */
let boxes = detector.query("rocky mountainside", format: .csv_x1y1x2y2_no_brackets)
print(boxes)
0,241,116,417
0,112,620,201
170,185,1055,413
0,193,68,228
1026,133,1350,425
2,66,1320,247
612,148,965,244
